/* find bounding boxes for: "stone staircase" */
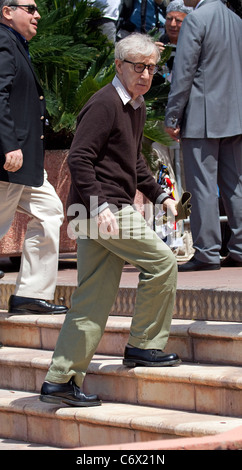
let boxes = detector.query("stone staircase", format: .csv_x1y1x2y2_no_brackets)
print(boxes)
0,265,242,450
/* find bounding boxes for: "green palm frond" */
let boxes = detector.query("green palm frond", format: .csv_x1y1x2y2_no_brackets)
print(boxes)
30,0,112,147
144,121,172,146
73,51,115,111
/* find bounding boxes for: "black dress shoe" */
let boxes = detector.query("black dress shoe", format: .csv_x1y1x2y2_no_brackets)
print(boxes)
178,256,220,272
8,295,68,315
221,255,242,268
123,346,181,367
40,379,101,407
0,270,4,279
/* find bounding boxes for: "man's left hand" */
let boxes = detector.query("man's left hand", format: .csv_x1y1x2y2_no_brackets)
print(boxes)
163,198,178,217
165,126,180,142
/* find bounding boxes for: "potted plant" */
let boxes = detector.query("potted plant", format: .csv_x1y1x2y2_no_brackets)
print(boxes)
30,0,113,147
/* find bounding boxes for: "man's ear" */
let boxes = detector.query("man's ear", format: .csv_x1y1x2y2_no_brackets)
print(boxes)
2,5,14,20
115,58,123,76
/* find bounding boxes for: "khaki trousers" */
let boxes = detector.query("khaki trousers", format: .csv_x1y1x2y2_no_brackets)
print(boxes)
0,171,63,299
46,206,177,387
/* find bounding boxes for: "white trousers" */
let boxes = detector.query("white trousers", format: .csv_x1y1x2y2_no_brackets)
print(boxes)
0,171,64,300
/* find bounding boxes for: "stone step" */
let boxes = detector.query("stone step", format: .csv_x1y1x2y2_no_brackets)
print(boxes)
1,312,242,366
1,265,241,451
0,347,242,417
1,280,242,322
0,388,241,449
0,438,62,450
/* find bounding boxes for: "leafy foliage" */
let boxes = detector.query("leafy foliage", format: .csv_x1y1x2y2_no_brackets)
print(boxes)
30,0,113,147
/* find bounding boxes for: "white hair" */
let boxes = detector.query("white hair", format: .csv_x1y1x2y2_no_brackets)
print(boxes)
115,33,160,62
166,0,193,15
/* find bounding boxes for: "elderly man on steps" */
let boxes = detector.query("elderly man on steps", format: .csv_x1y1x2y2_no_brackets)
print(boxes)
40,33,180,408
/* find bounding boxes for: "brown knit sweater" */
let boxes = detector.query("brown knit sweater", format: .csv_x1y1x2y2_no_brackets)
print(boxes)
67,82,167,217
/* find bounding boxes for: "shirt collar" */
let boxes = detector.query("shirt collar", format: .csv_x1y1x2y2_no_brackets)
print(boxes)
112,75,144,110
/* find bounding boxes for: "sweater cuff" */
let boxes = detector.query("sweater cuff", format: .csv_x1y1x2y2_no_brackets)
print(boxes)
156,193,170,205
90,202,109,218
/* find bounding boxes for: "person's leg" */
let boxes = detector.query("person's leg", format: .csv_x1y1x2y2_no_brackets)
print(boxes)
0,181,24,239
45,206,178,387
218,135,242,263
105,206,178,351
45,236,124,387
0,182,25,280
181,138,221,264
13,172,64,300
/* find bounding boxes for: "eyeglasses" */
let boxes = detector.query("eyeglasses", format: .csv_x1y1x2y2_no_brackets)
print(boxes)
9,4,39,14
123,60,159,75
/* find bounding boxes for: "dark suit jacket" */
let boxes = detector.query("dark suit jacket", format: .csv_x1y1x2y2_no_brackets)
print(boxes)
165,0,242,138
0,24,46,186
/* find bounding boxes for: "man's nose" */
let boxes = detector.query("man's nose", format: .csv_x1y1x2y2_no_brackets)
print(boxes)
34,10,41,19
141,67,150,78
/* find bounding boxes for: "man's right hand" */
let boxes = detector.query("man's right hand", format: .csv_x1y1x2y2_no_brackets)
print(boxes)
155,41,165,53
4,149,23,172
95,207,119,236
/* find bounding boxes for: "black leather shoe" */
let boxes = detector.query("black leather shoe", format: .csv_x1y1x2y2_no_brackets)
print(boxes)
0,270,4,279
123,346,181,367
40,379,101,407
221,255,242,268
8,295,68,315
178,256,220,272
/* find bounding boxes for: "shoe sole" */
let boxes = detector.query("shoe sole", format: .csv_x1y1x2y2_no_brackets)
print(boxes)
9,309,68,315
123,358,181,367
39,394,101,407
221,263,242,268
178,265,220,272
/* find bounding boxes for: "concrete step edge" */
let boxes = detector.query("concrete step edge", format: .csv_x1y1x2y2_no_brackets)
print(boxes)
1,313,242,366
1,311,242,341
0,389,241,441
2,426,242,451
81,425,242,451
0,437,62,450
0,347,242,392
